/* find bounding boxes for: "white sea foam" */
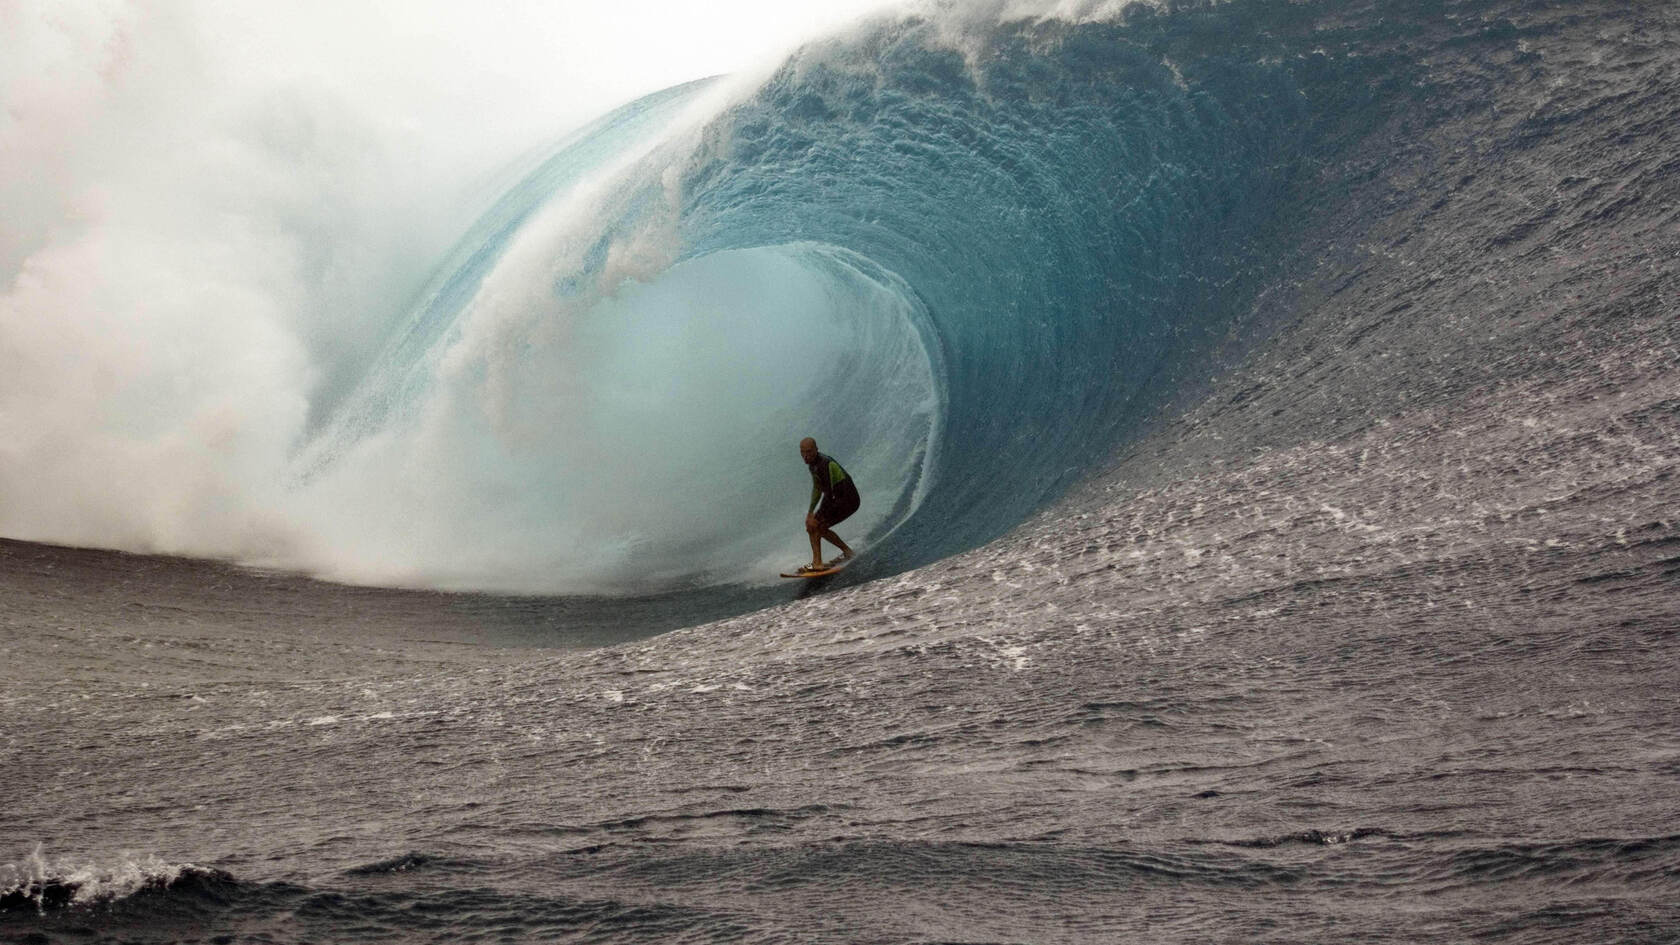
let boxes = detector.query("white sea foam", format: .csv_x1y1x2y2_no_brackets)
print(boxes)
2,846,206,908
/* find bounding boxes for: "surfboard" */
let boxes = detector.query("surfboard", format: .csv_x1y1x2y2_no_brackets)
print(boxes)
780,561,849,579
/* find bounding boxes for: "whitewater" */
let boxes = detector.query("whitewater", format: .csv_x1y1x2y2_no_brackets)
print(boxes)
4,0,1680,942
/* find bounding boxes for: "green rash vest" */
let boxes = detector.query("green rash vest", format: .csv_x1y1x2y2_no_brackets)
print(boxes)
807,453,852,514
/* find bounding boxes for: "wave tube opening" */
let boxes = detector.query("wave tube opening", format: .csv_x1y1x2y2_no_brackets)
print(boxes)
295,242,938,594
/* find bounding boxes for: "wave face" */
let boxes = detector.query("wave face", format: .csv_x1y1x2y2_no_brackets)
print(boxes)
296,5,1375,592
674,17,1322,567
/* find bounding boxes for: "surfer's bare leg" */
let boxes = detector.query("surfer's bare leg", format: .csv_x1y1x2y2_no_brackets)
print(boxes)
806,514,828,569
806,513,854,569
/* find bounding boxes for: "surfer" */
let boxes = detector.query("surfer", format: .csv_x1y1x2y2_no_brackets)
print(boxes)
799,437,858,574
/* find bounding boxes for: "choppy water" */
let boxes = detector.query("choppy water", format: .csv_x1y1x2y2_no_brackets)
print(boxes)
6,0,1680,942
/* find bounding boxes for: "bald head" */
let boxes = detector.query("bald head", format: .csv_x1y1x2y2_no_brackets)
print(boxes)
799,437,818,464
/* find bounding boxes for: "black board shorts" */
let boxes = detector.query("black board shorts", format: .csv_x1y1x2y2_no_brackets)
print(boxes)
815,479,861,529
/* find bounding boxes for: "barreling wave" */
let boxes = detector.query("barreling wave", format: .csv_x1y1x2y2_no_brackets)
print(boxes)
292,3,1415,594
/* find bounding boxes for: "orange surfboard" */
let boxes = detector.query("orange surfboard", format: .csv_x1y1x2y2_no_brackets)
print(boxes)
780,561,849,579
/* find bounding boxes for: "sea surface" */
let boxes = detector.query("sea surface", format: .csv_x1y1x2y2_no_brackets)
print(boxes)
5,0,1680,941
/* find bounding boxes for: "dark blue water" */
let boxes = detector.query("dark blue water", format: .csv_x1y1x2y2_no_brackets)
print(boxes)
6,0,1680,941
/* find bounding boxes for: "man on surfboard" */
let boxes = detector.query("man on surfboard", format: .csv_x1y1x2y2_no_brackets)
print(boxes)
799,437,858,574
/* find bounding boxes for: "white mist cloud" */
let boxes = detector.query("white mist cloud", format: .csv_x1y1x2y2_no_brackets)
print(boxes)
0,0,904,576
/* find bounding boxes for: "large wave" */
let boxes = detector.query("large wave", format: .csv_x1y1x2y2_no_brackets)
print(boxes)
2,2,1433,594
288,5,1394,593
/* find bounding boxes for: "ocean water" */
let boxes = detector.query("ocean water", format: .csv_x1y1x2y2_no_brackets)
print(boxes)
5,0,1680,942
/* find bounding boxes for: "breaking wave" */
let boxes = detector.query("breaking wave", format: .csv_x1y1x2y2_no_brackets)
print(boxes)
292,6,1365,593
